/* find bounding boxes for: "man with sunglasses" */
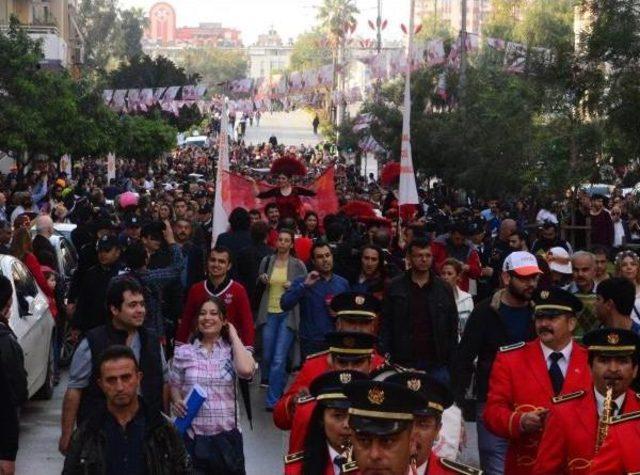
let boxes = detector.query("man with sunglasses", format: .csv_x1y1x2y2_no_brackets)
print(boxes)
453,251,542,475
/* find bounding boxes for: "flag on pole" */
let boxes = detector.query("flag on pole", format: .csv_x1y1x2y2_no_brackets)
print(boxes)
107,153,116,182
399,0,420,208
212,100,230,246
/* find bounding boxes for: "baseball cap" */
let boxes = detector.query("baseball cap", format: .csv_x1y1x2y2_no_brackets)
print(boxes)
547,247,572,275
502,251,542,277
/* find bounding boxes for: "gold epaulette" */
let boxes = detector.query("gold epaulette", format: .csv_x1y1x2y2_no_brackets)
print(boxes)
296,395,315,405
306,349,329,360
341,461,358,473
440,458,484,475
284,451,305,464
499,342,525,353
610,410,640,425
552,390,585,404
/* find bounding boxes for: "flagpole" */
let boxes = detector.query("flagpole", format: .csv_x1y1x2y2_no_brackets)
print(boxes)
212,98,230,247
398,0,420,210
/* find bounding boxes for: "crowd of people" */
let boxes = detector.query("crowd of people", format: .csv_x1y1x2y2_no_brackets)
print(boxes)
1,125,640,475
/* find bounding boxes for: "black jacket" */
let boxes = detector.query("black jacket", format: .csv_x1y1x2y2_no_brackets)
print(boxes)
451,290,535,404
0,322,28,406
62,401,192,475
79,324,164,423
72,263,121,331
380,271,458,368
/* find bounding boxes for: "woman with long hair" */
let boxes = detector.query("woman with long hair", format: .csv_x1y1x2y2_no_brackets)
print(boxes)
169,297,255,474
256,228,307,409
614,250,640,323
286,370,366,475
301,211,321,240
10,227,57,320
439,258,474,337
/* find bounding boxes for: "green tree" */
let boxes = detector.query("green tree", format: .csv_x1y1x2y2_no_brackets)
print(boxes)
0,17,116,160
107,54,201,89
117,8,147,61
76,0,120,71
179,48,248,92
115,114,177,161
581,0,640,164
289,30,333,71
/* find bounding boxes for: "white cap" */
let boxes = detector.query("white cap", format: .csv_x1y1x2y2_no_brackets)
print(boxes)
502,251,542,277
546,247,572,274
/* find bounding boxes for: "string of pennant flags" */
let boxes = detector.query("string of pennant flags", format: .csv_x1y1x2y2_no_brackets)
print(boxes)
100,33,553,152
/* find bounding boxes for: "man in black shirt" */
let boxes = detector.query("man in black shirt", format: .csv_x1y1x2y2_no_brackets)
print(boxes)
62,345,190,475
380,238,459,385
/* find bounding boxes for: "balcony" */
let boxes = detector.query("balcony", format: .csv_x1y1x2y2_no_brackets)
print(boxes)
0,23,68,67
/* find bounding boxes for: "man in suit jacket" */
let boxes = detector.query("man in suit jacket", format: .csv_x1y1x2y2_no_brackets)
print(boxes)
533,328,640,475
32,215,58,272
483,287,592,475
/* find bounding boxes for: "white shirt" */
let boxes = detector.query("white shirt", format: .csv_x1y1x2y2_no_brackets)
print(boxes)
540,340,573,377
613,220,625,248
327,444,341,475
594,387,626,417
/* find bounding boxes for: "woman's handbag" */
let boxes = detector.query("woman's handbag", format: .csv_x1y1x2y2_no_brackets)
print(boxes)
192,380,246,475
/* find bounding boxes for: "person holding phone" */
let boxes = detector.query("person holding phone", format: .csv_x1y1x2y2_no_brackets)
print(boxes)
483,287,591,475
280,242,349,360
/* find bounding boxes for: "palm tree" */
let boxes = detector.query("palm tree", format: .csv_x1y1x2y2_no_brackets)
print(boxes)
316,0,359,125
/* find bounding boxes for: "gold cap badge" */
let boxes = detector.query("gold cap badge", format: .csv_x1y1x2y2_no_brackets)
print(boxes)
355,295,365,306
607,333,620,345
340,372,352,384
367,387,385,405
407,378,422,391
540,290,550,300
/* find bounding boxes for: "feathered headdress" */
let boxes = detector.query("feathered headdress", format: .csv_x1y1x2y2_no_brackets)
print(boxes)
380,162,401,187
270,155,307,177
341,200,377,220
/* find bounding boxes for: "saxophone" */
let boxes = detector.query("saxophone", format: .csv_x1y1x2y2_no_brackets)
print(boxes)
595,385,614,453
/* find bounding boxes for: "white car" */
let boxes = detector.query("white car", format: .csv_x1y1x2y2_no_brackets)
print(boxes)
4,255,55,399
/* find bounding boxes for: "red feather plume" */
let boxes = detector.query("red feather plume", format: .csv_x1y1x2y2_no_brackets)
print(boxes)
270,155,307,177
380,162,401,187
341,200,376,219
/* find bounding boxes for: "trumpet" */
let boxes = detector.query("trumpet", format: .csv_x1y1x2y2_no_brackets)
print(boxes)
595,385,614,453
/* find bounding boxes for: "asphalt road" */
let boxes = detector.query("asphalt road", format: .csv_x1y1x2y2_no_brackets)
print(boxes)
242,109,322,147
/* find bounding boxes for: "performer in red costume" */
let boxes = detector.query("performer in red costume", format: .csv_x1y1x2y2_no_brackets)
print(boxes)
252,153,316,220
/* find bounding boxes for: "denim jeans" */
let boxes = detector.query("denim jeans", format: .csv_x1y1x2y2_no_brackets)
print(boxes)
262,312,295,408
476,401,508,475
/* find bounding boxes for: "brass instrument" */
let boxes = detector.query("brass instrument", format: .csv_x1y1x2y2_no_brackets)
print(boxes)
595,385,614,453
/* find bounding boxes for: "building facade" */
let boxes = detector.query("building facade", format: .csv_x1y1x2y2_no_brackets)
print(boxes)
247,29,292,79
0,0,84,68
144,2,241,48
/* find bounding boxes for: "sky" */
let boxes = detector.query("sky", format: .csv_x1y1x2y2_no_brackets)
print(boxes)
117,0,410,46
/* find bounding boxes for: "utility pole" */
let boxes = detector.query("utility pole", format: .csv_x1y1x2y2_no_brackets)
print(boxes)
376,0,382,54
459,0,467,94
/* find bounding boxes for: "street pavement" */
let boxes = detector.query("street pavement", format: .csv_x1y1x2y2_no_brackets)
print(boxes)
242,109,322,147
